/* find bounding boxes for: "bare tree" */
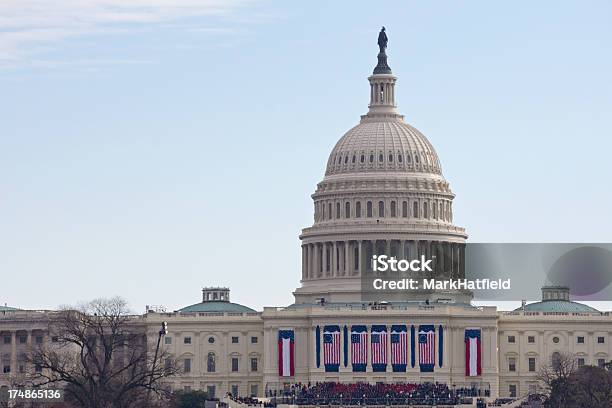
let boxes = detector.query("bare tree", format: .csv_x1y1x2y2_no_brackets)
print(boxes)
537,351,577,407
25,297,179,408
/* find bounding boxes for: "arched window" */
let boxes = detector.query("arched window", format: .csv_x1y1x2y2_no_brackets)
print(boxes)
344,155,348,164
415,155,420,163
388,154,393,162
433,202,437,219
360,154,365,163
328,203,332,220
367,201,373,218
356,202,361,218
423,202,429,219
352,155,356,163
336,202,341,219
402,201,408,218
207,352,216,372
398,154,403,163
390,201,396,217
369,154,374,163
439,203,444,220
379,83,384,102
345,202,350,218
354,247,359,271
413,202,419,218
407,154,412,163
379,153,384,162
552,352,561,370
378,201,385,217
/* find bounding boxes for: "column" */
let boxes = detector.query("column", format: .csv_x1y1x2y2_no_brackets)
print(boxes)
332,241,338,276
411,240,418,261
301,246,306,280
344,241,350,275
399,240,405,259
385,240,391,257
11,331,17,374
313,243,319,277
355,240,363,276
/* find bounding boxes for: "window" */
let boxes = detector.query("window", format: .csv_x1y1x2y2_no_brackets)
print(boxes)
378,201,385,217
207,353,216,372
164,337,172,345
336,202,340,219
552,352,561,370
208,336,215,344
577,336,585,344
250,384,258,397
251,357,258,372
18,335,27,344
3,365,10,373
577,357,585,367
231,385,239,397
528,336,535,344
598,336,605,344
509,385,517,398
508,357,516,372
232,336,239,344
345,202,350,218
413,202,419,218
35,363,42,373
344,155,348,164
388,154,393,162
402,201,408,218
356,201,361,218
35,336,43,344
184,358,191,373
366,201,373,217
398,154,403,163
352,155,356,163
528,357,536,372
423,203,428,219
51,336,58,343
231,357,239,372
598,358,606,368
328,203,332,219
164,358,172,370
369,154,374,163
390,201,396,217
360,154,365,163
251,336,258,344
19,364,25,373
184,337,191,345
3,336,11,344
207,385,216,398
508,335,516,343
552,336,559,344
379,153,383,162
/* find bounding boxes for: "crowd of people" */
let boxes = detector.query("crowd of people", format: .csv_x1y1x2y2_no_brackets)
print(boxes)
266,381,490,406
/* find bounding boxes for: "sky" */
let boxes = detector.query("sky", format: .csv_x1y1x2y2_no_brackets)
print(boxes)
1,1,611,313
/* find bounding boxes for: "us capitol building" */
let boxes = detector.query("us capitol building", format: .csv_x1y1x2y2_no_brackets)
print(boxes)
1,32,611,401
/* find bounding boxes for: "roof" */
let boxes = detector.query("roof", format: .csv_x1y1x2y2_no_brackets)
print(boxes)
178,301,255,314
517,300,598,313
0,305,18,312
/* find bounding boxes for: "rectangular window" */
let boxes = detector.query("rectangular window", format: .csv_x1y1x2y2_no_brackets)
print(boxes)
577,358,585,367
509,384,517,398
183,358,191,373
35,364,42,373
577,336,585,344
251,357,258,372
598,336,605,344
527,336,535,343
35,336,43,344
3,365,10,373
508,335,516,343
164,358,172,370
184,336,191,345
165,337,172,345
232,336,239,344
207,385,216,398
231,357,239,372
3,336,11,344
251,336,258,344
18,335,27,344
528,357,536,372
250,384,258,397
231,385,239,397
508,357,516,372
51,336,58,343
19,364,25,373
598,359,606,368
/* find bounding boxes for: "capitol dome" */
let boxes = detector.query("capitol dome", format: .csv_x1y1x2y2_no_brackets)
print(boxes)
294,35,468,305
326,121,442,176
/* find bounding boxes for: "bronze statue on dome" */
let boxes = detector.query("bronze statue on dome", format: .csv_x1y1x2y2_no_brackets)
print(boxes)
377,26,388,53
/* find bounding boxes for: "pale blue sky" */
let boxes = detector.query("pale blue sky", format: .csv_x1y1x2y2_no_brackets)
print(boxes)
1,1,611,312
